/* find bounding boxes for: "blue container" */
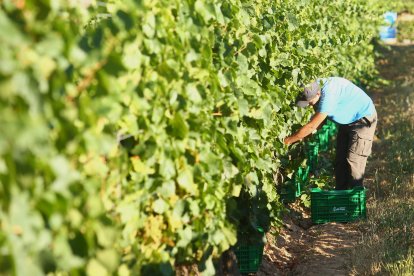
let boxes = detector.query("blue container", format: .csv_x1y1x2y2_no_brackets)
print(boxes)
380,11,397,41
384,11,397,27
380,26,397,40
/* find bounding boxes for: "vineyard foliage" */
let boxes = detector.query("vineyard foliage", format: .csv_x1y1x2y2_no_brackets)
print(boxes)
0,0,389,275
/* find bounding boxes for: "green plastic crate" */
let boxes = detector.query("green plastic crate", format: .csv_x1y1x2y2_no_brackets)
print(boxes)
317,127,330,151
297,166,309,182
279,166,309,202
311,187,367,224
326,121,338,136
306,142,319,170
234,228,265,274
279,178,299,202
233,244,264,274
316,121,338,152
294,167,303,197
295,166,310,196
279,183,296,202
329,128,337,136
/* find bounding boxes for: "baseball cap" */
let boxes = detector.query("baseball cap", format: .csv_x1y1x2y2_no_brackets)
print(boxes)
296,81,321,108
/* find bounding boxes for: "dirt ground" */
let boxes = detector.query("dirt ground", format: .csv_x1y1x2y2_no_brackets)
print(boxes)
256,16,414,276
257,206,361,276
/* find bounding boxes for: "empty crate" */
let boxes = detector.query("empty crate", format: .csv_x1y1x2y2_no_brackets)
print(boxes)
233,227,265,274
311,187,367,224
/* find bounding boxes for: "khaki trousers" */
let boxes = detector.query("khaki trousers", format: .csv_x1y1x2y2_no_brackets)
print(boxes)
335,112,377,190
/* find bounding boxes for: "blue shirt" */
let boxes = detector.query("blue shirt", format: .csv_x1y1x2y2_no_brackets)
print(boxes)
317,77,376,124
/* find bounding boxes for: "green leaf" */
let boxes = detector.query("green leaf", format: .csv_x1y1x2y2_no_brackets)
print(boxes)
238,8,250,26
153,198,168,214
223,160,239,179
212,231,225,244
96,225,117,248
87,195,104,218
0,9,24,45
199,256,216,276
237,54,249,73
131,157,155,175
176,226,193,248
118,265,131,276
189,199,200,216
87,259,108,276
97,249,119,273
122,42,142,69
0,158,7,173
218,71,229,87
195,0,216,23
287,13,299,31
292,68,300,84
231,184,242,197
238,99,249,116
186,83,202,103
50,156,80,193
159,157,176,179
177,168,197,195
158,180,176,197
170,112,189,139
143,14,156,38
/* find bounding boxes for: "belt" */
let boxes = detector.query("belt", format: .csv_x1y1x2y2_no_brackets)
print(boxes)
360,117,371,127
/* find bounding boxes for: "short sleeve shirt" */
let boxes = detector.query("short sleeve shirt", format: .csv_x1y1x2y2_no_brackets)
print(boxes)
317,77,376,124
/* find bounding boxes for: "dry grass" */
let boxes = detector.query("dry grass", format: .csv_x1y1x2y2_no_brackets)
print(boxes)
349,43,414,275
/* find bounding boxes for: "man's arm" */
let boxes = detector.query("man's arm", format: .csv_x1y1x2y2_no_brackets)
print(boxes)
284,112,328,145
316,118,327,130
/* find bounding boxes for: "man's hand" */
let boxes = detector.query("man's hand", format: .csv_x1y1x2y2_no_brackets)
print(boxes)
284,135,298,145
284,112,328,146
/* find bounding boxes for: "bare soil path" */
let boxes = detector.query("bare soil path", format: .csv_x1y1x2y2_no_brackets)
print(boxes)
258,208,361,275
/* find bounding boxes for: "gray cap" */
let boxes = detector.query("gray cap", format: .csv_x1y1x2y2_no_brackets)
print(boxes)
296,81,321,108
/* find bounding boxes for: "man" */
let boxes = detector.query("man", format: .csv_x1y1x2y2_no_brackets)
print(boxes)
284,77,377,190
